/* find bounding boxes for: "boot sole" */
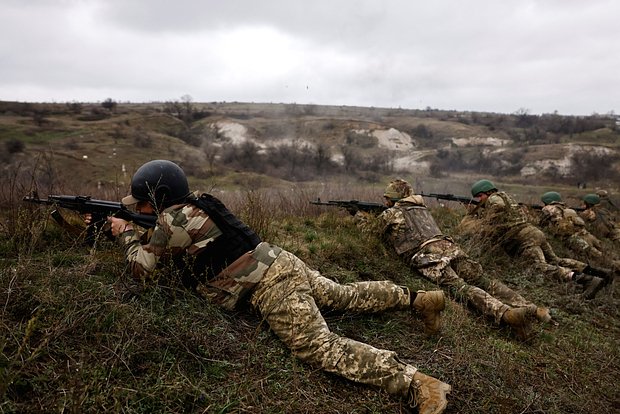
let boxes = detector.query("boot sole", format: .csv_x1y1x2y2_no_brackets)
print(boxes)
420,383,451,414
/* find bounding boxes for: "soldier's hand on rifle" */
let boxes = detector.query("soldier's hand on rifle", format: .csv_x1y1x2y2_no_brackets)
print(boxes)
108,217,134,237
83,213,93,225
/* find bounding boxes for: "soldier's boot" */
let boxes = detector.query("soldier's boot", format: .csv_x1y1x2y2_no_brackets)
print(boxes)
535,307,552,323
502,305,536,341
583,265,613,286
412,290,446,335
573,272,605,300
408,371,451,414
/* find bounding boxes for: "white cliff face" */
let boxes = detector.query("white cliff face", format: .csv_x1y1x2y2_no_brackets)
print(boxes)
352,128,415,150
216,121,250,145
215,120,316,149
218,122,416,154
212,120,618,179
520,144,616,177
373,128,415,150
451,137,511,147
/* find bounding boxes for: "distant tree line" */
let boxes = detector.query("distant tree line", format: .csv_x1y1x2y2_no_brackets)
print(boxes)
429,146,620,185
211,141,393,182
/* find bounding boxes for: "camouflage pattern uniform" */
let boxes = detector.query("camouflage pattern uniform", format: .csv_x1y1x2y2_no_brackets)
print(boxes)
465,192,587,282
380,195,534,324
119,201,422,398
539,201,603,259
580,204,620,245
596,190,620,222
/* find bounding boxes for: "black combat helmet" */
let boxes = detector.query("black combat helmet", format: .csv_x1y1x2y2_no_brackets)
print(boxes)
122,160,190,210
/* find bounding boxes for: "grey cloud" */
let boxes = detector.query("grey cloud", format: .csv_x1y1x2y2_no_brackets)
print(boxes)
1,0,619,114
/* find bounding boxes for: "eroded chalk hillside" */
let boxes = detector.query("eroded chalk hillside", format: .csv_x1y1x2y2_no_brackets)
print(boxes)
188,103,620,188
1,100,619,192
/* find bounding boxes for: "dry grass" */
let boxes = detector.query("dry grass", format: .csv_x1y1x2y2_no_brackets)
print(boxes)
2,180,619,413
1,102,619,412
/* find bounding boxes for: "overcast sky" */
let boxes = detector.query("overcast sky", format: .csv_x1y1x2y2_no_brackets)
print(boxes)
1,0,618,116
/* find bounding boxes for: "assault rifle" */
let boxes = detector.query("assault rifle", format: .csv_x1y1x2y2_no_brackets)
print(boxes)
23,194,157,244
420,193,479,206
310,198,387,215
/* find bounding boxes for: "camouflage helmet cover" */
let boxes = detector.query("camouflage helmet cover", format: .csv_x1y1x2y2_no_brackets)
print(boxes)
596,190,609,198
471,179,496,197
583,193,601,205
541,191,562,205
384,179,413,200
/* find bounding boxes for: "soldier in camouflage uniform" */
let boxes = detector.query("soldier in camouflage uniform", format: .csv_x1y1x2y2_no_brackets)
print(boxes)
580,193,620,245
375,179,550,340
538,192,619,274
595,190,619,222
538,191,604,259
106,160,451,414
461,180,609,300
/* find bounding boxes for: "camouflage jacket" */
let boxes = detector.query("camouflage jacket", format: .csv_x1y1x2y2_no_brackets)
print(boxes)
119,201,282,310
540,201,586,237
467,191,528,237
579,205,620,242
599,197,619,221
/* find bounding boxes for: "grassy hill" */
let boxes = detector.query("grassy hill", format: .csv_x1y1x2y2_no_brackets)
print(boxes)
2,186,619,413
1,101,620,413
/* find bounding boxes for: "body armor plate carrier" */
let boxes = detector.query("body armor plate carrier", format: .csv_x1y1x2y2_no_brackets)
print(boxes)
393,205,443,256
177,193,261,288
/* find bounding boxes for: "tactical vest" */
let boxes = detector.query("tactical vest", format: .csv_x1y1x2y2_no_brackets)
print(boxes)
486,192,528,230
392,205,443,255
176,193,261,288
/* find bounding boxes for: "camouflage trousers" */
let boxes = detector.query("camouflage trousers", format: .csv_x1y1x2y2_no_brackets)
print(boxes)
250,249,416,397
505,225,586,282
409,240,532,324
566,230,603,259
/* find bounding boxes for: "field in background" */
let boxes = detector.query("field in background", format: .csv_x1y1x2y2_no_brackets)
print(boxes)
1,100,619,201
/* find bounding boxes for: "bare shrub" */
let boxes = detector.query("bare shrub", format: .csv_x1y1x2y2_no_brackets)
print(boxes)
5,138,25,154
63,138,79,150
201,142,219,174
429,162,445,178
65,101,83,114
314,143,332,173
178,152,209,179
341,146,360,173
262,122,292,139
32,109,48,126
101,98,117,112
133,128,153,148
178,126,203,147
363,152,393,174
345,131,377,148
220,141,263,173
570,151,620,183
412,124,433,139
78,107,109,121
